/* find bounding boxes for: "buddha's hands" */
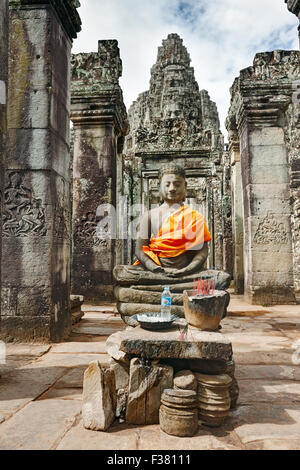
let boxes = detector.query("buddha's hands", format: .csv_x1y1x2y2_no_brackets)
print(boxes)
163,267,181,277
151,265,164,274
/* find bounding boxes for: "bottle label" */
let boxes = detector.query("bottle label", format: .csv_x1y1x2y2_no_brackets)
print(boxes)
161,296,171,306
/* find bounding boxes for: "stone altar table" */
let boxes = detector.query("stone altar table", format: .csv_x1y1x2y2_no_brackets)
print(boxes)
118,324,233,362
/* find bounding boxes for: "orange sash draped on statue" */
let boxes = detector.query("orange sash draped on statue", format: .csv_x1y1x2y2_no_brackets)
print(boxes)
134,205,212,267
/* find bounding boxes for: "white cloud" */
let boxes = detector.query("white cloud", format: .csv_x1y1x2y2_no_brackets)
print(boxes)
73,0,299,139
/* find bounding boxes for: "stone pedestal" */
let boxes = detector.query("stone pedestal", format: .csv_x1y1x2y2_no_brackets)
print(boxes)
107,325,238,423
113,266,231,325
227,50,300,305
1,0,81,341
71,41,128,301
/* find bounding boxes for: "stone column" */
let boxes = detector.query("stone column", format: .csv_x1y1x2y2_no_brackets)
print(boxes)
228,138,244,294
221,152,233,277
0,0,8,327
1,0,81,341
212,177,223,271
285,0,300,47
71,41,128,300
227,51,299,305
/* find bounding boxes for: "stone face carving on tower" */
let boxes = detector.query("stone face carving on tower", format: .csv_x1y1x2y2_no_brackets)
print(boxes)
227,49,300,304
124,34,224,155
71,40,128,300
121,34,230,273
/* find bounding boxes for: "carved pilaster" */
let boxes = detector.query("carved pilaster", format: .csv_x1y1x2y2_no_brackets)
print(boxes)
70,41,128,300
1,0,81,341
0,0,8,327
227,50,300,304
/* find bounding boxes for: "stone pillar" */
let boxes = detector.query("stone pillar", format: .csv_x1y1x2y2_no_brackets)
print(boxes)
230,145,244,294
0,0,8,326
222,152,233,277
71,41,128,300
212,177,223,271
227,51,299,305
285,0,300,47
1,0,81,341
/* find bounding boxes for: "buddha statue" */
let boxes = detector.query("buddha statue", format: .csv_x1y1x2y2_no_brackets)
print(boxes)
113,163,231,325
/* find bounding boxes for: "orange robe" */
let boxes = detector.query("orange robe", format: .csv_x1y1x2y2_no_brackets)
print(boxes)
134,205,212,267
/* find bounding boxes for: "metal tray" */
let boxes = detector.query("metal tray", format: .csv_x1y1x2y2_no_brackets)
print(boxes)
132,313,179,331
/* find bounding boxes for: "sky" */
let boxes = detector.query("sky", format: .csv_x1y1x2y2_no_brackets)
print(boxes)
72,0,299,140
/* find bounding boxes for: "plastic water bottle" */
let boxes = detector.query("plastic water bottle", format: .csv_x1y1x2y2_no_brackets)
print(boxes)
161,286,172,318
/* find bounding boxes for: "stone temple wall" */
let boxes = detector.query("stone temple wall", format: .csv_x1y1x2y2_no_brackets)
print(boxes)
121,34,232,274
227,50,300,304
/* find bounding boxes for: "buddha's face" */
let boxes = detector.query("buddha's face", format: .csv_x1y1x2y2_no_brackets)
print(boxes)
160,173,186,205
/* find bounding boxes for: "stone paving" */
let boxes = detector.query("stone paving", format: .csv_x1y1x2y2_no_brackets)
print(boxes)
0,295,299,450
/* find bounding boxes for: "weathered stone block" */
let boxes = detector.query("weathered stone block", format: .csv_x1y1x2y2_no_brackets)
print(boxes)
106,331,131,365
250,144,289,167
174,370,197,391
119,326,233,361
82,361,116,431
126,358,173,425
249,128,285,147
246,165,289,185
110,358,130,390
251,250,294,273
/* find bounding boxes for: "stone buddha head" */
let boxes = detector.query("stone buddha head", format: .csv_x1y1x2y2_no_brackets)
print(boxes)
158,163,187,205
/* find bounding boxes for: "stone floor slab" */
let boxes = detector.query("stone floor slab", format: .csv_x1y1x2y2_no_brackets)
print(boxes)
50,342,108,354
54,367,86,389
235,364,300,381
6,344,51,357
72,326,121,336
238,380,300,405
0,366,67,415
56,419,138,450
35,353,111,368
227,297,272,317
233,350,294,365
136,425,240,450
229,404,300,444
38,388,82,401
0,399,82,450
245,439,300,450
82,305,117,313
